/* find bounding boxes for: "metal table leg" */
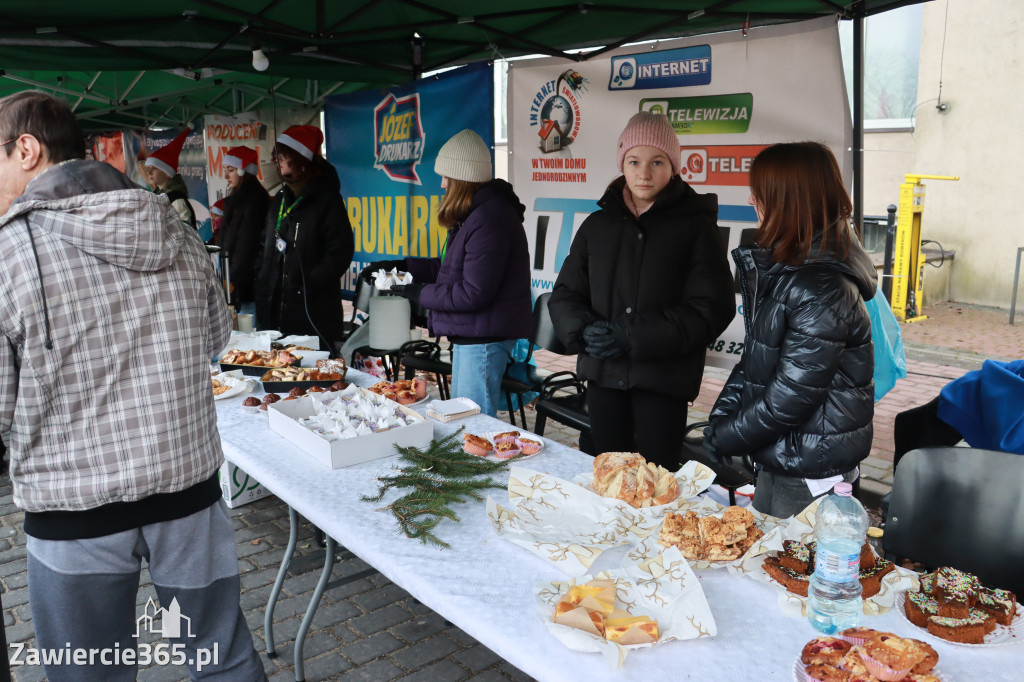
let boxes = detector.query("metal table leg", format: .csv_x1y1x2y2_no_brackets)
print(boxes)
293,536,336,682
264,506,299,658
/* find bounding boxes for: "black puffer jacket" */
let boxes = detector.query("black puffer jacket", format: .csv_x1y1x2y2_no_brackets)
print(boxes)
708,237,876,478
254,157,354,341
217,176,269,306
549,176,736,400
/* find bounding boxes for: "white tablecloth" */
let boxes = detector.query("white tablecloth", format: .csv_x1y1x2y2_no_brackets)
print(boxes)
215,370,1021,682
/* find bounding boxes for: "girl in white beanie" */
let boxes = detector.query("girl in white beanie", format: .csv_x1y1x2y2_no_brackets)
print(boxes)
361,129,533,416
548,112,736,467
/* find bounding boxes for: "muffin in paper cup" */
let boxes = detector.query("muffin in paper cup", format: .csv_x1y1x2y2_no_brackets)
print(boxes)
241,396,262,415
859,637,923,681
494,442,521,459
492,430,520,445
516,437,543,455
463,433,492,457
840,627,884,647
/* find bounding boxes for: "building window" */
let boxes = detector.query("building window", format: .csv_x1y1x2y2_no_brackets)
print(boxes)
840,4,923,129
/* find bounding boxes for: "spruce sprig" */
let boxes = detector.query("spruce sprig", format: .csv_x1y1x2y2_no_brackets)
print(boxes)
363,426,525,548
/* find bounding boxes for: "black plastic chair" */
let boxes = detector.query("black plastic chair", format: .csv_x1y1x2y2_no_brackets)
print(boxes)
505,293,594,449
679,421,756,504
399,339,452,400
883,447,1024,594
534,370,594,454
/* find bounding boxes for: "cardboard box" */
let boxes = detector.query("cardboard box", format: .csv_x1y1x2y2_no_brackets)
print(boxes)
267,393,432,468
220,460,272,508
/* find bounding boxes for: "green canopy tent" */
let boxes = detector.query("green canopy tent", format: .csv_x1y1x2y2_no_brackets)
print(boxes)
0,0,931,224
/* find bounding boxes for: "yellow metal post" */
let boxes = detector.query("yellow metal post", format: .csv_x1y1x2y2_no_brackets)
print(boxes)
889,174,959,322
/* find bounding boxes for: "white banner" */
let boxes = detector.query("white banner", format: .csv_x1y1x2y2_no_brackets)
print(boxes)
509,17,851,368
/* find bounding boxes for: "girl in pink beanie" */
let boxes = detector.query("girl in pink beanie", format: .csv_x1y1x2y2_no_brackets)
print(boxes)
548,112,736,468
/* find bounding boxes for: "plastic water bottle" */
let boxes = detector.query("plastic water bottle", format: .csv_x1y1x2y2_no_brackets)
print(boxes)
807,482,868,634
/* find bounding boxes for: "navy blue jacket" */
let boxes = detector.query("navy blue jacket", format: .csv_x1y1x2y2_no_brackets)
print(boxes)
404,180,531,341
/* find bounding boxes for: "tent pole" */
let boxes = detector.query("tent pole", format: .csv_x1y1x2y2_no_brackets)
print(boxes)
852,3,865,240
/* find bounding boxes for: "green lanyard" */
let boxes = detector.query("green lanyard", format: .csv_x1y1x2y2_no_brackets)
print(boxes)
275,195,304,238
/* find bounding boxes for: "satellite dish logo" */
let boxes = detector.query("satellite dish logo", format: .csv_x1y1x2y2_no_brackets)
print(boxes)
609,57,638,89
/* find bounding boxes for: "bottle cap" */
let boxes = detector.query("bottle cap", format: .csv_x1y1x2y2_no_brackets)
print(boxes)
833,482,853,496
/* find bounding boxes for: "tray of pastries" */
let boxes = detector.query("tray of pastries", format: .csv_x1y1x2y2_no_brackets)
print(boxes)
762,539,896,599
260,366,347,392
220,349,300,375
897,566,1020,646
657,505,764,565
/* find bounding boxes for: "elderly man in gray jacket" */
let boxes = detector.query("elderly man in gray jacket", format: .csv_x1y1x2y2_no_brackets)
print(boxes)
0,91,264,681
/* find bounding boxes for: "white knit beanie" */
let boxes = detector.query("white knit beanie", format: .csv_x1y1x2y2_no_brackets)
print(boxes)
616,112,681,174
434,129,492,182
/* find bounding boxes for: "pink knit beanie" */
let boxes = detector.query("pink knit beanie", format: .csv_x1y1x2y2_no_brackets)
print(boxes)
616,112,681,174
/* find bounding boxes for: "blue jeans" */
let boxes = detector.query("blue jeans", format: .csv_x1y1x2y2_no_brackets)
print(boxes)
451,340,516,417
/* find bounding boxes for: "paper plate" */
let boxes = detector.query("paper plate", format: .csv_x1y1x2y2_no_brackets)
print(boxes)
895,592,1024,647
212,373,252,400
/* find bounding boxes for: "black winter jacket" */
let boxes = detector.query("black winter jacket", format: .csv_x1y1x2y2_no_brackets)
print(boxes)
548,176,736,400
254,158,354,342
217,177,269,306
708,237,876,478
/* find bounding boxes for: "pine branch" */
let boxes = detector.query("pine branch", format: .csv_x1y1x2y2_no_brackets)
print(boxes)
365,428,522,548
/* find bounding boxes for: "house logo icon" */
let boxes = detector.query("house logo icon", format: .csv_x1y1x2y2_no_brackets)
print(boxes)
135,597,195,639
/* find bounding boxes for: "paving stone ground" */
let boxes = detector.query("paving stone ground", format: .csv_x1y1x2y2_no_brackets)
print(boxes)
1,301,1017,681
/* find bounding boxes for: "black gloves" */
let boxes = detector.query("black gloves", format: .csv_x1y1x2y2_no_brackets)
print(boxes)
702,425,731,467
583,320,631,360
389,283,425,305
358,260,406,284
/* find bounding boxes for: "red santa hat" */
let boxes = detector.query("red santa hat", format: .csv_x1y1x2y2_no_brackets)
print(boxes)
145,127,191,177
223,145,259,176
210,198,226,216
276,125,323,161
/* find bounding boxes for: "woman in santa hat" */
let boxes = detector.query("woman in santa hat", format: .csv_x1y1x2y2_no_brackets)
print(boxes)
255,125,354,349
217,145,268,315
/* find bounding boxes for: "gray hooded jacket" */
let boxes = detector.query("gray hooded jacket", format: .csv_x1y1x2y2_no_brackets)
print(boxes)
0,160,231,512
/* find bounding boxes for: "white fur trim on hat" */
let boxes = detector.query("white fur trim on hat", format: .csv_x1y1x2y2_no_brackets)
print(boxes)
223,152,245,175
277,133,313,160
144,156,175,178
434,129,492,183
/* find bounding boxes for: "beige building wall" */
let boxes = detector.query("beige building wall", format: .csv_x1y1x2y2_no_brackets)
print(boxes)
862,132,915,217
896,0,1024,308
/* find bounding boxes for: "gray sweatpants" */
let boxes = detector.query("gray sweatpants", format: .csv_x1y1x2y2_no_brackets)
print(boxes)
26,500,265,681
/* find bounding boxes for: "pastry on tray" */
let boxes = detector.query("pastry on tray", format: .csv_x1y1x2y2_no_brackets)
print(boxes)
591,452,679,508
761,539,894,598
658,506,763,562
552,579,659,645
902,565,1017,643
799,631,939,682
